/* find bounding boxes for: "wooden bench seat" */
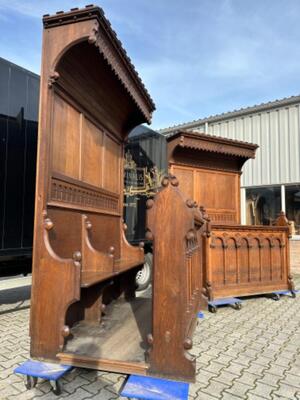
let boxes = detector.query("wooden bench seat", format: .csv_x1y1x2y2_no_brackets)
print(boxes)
81,259,143,288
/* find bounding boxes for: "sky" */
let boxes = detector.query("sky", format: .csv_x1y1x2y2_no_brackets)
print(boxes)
0,0,300,129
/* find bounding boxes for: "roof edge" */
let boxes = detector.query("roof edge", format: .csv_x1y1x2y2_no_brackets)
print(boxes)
160,94,300,134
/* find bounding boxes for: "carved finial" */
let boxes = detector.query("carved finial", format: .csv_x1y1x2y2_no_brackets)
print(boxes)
161,176,169,187
84,216,92,230
139,242,144,249
179,135,184,146
145,230,154,241
147,333,153,345
108,246,115,257
170,176,179,187
184,338,193,350
61,325,70,338
146,199,154,209
48,71,60,88
186,199,194,208
44,218,54,231
186,230,195,240
73,251,82,262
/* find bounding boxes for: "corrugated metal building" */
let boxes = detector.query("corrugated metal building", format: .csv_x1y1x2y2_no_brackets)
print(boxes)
160,96,300,271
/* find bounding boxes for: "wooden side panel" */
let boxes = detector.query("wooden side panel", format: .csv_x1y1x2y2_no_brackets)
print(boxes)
52,95,81,179
205,225,292,299
82,118,103,187
146,177,208,382
30,219,81,360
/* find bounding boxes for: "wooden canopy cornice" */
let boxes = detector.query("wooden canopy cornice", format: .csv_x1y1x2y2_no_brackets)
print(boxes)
167,131,258,163
43,5,155,124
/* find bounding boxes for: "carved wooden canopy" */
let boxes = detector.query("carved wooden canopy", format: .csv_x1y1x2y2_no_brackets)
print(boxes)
167,131,258,172
43,5,155,128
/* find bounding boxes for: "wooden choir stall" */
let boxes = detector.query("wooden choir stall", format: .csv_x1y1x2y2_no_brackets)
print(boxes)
168,131,295,301
30,6,208,383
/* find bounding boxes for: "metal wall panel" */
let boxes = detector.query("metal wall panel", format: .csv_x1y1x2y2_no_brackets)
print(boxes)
197,102,300,187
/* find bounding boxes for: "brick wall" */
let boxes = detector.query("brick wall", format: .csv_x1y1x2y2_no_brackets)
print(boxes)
290,239,300,274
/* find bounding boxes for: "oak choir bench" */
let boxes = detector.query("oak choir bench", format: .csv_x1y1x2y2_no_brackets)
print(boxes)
168,131,295,301
30,6,208,383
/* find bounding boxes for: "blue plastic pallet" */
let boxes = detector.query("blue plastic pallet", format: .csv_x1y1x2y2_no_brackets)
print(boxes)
272,289,298,297
121,375,189,400
14,360,72,380
14,360,72,395
208,297,242,312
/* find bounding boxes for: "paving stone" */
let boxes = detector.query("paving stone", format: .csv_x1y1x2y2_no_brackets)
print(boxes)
85,388,119,399
204,361,225,374
81,378,110,394
225,381,253,398
252,356,273,367
244,363,268,377
233,354,254,367
257,372,281,388
62,376,91,394
225,361,246,376
213,354,235,366
279,372,300,388
189,381,207,397
272,383,300,399
236,371,259,387
273,357,293,368
267,365,288,377
287,365,300,377
210,370,239,386
220,393,244,400
193,390,220,399
246,394,266,400
248,382,276,399
0,384,26,398
7,388,44,400
201,380,230,398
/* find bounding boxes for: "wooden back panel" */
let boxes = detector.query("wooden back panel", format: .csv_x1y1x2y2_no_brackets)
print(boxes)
171,164,240,224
